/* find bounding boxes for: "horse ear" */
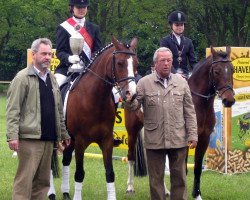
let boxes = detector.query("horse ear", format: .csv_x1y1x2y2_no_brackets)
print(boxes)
112,35,122,50
226,46,231,57
210,46,219,59
130,37,138,51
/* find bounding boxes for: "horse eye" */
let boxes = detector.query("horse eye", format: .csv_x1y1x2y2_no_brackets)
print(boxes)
214,69,220,76
117,60,125,67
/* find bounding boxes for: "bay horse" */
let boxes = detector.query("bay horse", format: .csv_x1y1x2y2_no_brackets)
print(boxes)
124,46,235,200
60,36,138,200
190,46,235,199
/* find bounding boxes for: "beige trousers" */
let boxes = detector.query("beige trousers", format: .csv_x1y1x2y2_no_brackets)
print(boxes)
12,139,53,200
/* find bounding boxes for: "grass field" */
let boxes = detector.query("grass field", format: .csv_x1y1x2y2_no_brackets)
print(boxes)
1,94,250,200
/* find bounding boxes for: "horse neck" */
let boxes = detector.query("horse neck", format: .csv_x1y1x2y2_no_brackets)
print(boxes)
189,60,214,95
79,49,113,102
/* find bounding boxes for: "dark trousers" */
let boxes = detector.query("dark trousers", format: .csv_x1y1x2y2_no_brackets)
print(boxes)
146,147,188,200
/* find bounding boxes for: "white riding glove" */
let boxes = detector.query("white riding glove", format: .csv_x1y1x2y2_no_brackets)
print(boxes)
68,55,80,64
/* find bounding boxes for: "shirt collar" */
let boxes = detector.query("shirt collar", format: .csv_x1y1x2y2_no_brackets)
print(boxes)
155,72,171,88
172,32,181,45
33,66,50,82
73,16,85,27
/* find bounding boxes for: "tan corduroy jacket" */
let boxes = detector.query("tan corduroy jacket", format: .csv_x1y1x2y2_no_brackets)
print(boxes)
125,72,198,149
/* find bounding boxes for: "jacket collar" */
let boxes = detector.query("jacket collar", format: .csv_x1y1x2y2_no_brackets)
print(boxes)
170,32,186,46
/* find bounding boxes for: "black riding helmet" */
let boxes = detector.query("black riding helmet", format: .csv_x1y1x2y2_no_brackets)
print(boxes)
168,10,186,24
69,0,89,7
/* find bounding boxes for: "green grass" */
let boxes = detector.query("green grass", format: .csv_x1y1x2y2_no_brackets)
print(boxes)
1,95,250,199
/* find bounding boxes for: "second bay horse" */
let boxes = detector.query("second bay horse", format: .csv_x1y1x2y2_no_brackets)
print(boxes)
190,46,235,200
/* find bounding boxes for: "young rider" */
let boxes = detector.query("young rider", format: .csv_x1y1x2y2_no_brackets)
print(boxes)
160,10,197,79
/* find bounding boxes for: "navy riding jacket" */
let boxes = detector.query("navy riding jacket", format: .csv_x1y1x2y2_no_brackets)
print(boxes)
160,33,197,76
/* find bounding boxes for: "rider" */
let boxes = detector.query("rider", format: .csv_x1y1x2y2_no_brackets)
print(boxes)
160,10,197,79
47,1,120,199
54,0,102,87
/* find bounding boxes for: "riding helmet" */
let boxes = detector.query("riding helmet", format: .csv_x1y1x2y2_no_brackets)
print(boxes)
69,0,89,7
168,10,186,24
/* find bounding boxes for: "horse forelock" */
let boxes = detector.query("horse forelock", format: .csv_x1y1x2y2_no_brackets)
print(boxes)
217,51,228,58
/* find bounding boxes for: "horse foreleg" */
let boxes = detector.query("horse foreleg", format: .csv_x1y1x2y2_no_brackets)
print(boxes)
126,160,135,193
164,182,170,197
61,142,75,200
72,143,85,200
102,142,116,200
192,136,210,200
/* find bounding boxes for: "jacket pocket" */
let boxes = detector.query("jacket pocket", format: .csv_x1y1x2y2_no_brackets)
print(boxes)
144,121,158,131
145,92,158,106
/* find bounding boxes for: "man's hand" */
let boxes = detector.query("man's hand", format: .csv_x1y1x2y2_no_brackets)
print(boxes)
61,139,71,148
125,90,133,102
188,140,197,149
68,55,80,64
8,140,19,151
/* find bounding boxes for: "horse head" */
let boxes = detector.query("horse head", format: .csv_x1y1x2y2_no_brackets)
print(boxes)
210,46,235,107
111,36,139,101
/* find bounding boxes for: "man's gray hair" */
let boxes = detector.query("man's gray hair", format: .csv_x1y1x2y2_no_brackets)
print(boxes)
153,47,173,62
31,38,52,52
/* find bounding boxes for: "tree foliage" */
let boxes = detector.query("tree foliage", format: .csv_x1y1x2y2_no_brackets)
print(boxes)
0,0,249,80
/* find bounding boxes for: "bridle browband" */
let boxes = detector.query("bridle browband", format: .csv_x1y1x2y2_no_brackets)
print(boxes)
191,59,234,100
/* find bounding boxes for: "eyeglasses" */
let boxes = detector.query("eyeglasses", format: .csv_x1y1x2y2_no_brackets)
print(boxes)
174,23,184,27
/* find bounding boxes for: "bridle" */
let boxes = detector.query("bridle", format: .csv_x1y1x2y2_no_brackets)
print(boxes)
83,50,136,98
191,59,234,100
111,50,136,84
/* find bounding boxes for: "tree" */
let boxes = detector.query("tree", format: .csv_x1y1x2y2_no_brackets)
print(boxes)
0,0,249,80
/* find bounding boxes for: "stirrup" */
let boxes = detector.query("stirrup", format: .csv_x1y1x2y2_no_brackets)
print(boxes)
114,138,123,147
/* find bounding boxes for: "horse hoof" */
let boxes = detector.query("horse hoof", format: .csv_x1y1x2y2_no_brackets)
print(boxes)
195,195,202,200
165,191,170,197
113,138,123,147
48,194,56,200
63,193,71,200
126,190,135,194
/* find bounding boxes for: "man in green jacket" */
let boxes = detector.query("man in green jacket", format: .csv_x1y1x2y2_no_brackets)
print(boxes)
6,38,71,200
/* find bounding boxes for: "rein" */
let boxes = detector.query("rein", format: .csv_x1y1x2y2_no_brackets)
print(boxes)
191,59,234,100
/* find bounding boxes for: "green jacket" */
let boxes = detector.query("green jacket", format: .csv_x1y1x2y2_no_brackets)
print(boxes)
6,65,70,142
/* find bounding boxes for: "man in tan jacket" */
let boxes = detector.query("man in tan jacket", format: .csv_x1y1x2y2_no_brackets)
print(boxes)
125,47,198,200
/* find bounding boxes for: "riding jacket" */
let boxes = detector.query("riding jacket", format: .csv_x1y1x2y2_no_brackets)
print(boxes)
55,17,102,76
6,65,70,142
160,33,197,77
125,72,198,149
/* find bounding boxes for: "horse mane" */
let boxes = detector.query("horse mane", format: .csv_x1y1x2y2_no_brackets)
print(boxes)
87,43,114,68
192,58,208,74
192,50,229,74
87,41,131,69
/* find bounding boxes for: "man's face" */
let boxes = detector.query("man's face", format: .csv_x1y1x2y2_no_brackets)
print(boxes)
155,51,173,78
172,23,184,35
32,43,52,70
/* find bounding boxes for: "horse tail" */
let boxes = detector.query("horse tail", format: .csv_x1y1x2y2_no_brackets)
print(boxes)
134,128,148,177
51,148,60,178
